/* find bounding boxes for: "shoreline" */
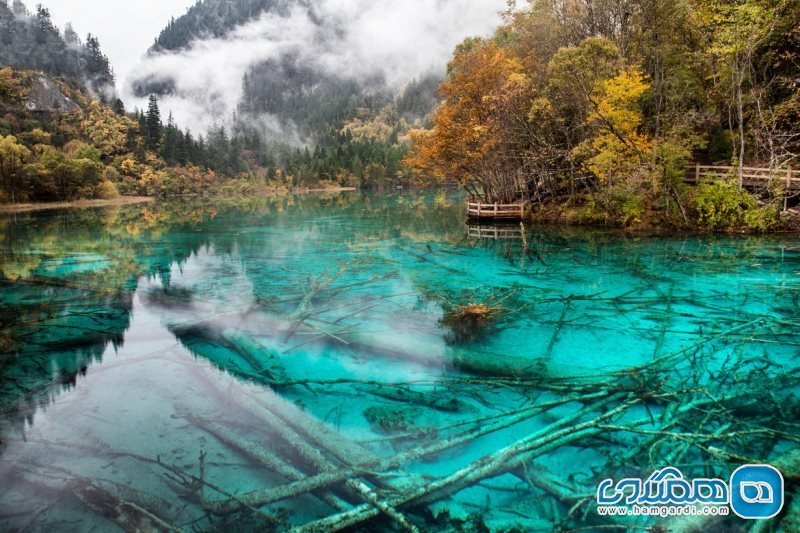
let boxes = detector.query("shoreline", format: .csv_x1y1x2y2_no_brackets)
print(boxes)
0,188,359,215
292,187,358,193
527,201,800,235
0,196,153,214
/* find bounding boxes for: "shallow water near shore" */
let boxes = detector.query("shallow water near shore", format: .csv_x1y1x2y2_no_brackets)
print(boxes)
0,191,798,531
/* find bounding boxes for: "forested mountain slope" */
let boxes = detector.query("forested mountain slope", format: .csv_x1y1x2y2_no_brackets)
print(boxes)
0,67,263,204
0,0,114,96
134,0,445,188
0,0,278,205
152,0,299,52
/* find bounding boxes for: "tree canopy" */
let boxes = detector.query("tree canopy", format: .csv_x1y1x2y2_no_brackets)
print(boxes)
405,0,799,229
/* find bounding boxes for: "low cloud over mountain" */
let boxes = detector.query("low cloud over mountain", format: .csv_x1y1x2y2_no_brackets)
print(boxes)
125,0,506,135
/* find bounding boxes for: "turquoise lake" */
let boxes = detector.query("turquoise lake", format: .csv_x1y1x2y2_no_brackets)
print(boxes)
0,191,798,531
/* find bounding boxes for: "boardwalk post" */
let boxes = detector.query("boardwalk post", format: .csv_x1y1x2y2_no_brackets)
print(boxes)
695,164,700,182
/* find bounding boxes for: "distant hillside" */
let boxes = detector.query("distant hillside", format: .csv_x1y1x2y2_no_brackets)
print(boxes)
237,52,389,138
152,0,299,52
0,0,114,96
139,0,440,137
0,1,295,197
133,0,444,189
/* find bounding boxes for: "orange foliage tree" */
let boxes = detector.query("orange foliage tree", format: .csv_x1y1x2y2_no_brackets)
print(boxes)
404,39,530,203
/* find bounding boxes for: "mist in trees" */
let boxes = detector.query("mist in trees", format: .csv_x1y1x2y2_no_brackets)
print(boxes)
0,1,115,96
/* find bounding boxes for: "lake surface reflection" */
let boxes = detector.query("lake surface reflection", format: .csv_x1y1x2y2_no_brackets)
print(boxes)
1,191,798,531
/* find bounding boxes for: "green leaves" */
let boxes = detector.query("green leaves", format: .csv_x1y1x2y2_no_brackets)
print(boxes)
0,134,31,203
692,178,779,231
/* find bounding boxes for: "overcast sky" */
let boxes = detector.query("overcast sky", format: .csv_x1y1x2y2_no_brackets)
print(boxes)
28,0,196,91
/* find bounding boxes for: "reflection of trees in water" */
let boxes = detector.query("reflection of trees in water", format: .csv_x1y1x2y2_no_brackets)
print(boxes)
0,290,131,449
0,191,460,438
0,204,218,439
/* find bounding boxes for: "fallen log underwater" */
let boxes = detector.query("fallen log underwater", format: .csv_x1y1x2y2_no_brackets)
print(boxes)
4,311,797,532
196,316,798,530
99,264,800,531
70,479,181,533
171,308,614,386
152,261,678,385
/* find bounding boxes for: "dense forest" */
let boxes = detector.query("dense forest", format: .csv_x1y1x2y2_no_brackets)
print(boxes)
151,0,297,52
0,0,243,202
406,0,800,230
0,64,431,204
1,68,232,202
0,63,413,204
0,0,114,96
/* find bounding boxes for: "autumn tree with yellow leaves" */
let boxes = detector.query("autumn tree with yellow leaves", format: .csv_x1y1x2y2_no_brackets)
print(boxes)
575,67,652,184
81,101,134,158
0,135,30,203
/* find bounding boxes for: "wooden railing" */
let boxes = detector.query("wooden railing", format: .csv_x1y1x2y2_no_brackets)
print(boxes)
466,201,525,219
686,164,800,191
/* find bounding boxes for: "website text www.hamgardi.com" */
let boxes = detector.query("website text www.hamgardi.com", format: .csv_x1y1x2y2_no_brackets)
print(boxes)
598,504,730,517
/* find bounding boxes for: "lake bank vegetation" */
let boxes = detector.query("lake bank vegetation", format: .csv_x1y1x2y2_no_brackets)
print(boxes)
405,0,800,232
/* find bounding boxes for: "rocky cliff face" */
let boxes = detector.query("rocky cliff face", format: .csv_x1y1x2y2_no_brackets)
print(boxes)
24,75,80,114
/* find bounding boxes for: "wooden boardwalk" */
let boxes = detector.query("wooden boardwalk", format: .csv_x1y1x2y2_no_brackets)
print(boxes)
686,164,799,210
686,164,800,190
466,201,525,220
465,165,798,219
